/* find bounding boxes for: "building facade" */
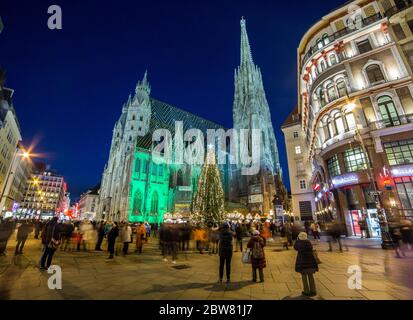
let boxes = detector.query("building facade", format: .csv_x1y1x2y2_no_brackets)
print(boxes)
282,107,316,221
232,18,282,215
79,185,99,220
20,164,67,219
294,0,413,237
0,70,22,214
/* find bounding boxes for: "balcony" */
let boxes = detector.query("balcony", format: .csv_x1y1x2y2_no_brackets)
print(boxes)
385,0,413,19
302,13,383,66
369,113,413,131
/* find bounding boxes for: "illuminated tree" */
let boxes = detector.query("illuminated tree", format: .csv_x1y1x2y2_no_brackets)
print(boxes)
191,146,225,226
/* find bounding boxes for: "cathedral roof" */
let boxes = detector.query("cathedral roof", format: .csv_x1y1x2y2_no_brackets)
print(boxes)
136,98,227,150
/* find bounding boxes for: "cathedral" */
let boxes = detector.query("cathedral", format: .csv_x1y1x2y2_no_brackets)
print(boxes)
97,18,282,223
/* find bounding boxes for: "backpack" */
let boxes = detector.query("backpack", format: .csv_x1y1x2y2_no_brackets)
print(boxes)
252,240,264,259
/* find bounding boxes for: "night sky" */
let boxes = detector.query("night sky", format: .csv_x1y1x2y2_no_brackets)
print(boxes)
0,0,345,199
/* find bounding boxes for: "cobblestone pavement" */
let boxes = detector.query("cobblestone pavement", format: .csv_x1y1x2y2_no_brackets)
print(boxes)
0,235,412,300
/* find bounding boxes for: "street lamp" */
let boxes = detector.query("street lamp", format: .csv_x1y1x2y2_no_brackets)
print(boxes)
0,149,31,216
348,103,393,249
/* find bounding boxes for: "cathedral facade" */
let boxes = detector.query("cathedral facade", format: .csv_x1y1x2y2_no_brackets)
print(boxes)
97,19,282,223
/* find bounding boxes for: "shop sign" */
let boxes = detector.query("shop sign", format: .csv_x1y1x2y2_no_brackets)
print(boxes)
332,173,359,188
391,165,413,178
249,194,263,204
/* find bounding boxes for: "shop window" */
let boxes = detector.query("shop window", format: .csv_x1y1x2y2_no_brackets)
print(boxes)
366,64,385,85
357,39,373,54
344,147,368,172
378,96,401,127
327,155,341,177
395,177,413,214
362,186,377,209
384,139,413,165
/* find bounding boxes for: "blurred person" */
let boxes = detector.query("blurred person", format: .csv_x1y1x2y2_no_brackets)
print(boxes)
310,221,321,241
135,223,147,254
80,220,94,251
389,220,406,258
294,232,319,297
247,230,266,283
15,220,33,255
107,222,119,259
61,221,75,251
208,225,220,255
152,223,159,238
0,219,14,256
327,221,346,252
304,220,311,235
218,223,234,284
95,220,106,251
194,226,207,254
400,218,413,250
121,223,132,256
40,217,61,270
235,223,243,252
282,222,293,248
34,220,43,239
145,222,151,239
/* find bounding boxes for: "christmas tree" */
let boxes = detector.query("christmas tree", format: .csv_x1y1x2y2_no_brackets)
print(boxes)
191,145,225,227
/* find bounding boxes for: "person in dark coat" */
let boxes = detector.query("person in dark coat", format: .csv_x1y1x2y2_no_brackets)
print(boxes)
218,223,234,284
0,219,14,255
294,232,319,297
247,230,266,282
15,221,33,255
95,220,106,251
40,217,61,270
107,222,119,259
235,224,243,252
34,220,43,239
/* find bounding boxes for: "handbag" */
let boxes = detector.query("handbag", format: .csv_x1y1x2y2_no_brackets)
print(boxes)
242,250,252,264
47,225,60,249
313,250,322,264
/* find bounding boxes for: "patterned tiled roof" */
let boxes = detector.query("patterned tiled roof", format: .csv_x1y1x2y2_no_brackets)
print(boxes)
136,98,227,150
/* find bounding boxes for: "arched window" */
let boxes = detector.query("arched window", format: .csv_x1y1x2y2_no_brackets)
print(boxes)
133,190,143,216
320,60,326,72
366,64,385,84
377,96,401,127
337,80,347,97
316,39,323,49
132,115,136,121
322,33,330,46
129,136,132,142
327,83,336,102
329,54,338,66
177,169,184,186
150,192,159,215
134,158,141,173
345,112,357,130
334,112,345,134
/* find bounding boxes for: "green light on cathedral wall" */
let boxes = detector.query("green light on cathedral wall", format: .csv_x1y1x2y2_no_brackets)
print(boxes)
129,149,170,224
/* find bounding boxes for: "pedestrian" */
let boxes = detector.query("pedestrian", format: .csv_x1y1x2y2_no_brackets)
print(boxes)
107,222,119,259
389,221,406,258
61,221,74,251
15,220,33,255
194,226,207,254
40,217,61,270
304,220,311,235
235,224,243,252
95,220,106,251
310,221,321,241
294,232,319,297
135,223,147,254
34,220,42,239
0,219,14,256
218,223,234,284
247,230,266,283
121,223,132,256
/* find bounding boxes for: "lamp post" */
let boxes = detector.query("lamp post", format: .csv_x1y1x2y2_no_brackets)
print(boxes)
0,150,31,216
349,104,393,249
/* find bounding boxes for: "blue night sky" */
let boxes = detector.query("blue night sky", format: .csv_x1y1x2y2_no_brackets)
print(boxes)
0,0,345,199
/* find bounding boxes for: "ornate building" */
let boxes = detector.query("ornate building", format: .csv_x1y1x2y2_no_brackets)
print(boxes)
232,18,282,215
98,18,282,223
286,0,413,237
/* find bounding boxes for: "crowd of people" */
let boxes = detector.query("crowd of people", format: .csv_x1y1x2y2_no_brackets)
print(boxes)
1,214,413,298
